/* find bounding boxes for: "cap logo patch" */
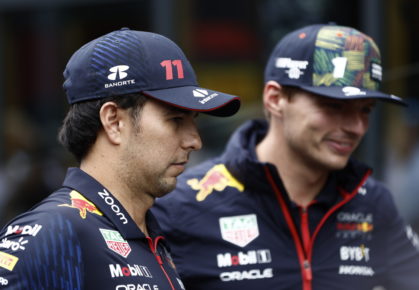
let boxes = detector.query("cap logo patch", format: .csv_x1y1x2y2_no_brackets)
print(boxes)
192,89,219,105
160,59,184,80
108,65,129,80
342,86,366,97
275,58,309,79
370,62,382,82
332,57,348,78
105,65,135,89
193,89,208,97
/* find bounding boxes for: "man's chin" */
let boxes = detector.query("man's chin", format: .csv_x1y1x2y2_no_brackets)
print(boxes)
310,152,350,172
325,157,350,171
154,178,177,198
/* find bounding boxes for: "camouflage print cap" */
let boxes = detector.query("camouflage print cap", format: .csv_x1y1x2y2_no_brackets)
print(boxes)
264,24,405,105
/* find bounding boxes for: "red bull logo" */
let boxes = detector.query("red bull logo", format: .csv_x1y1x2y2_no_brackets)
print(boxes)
59,190,103,219
187,164,244,202
337,222,373,233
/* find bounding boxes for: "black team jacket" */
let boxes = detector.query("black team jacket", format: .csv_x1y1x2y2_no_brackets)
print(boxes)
0,168,185,290
152,119,419,290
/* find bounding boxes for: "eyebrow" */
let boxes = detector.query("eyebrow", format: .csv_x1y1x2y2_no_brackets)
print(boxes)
165,106,199,117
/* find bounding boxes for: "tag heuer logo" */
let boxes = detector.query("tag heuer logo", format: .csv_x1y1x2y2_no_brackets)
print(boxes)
219,214,259,247
99,228,131,258
108,65,129,80
193,89,208,97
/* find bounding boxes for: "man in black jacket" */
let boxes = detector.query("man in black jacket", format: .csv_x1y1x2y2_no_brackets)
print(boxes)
152,24,419,290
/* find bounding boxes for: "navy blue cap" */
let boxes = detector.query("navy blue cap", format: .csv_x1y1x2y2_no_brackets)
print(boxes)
264,24,405,105
63,28,240,116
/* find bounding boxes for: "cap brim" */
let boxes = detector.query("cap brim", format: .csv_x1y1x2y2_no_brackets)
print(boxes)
297,85,406,106
143,86,241,116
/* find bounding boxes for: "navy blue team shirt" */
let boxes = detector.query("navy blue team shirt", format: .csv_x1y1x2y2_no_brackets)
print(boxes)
0,168,185,290
152,119,419,290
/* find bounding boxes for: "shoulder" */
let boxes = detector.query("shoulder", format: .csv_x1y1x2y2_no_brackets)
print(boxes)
153,160,215,217
1,187,106,249
153,157,245,223
362,176,394,203
0,190,87,288
0,189,82,246
349,176,399,222
0,187,114,287
158,158,220,203
157,157,244,205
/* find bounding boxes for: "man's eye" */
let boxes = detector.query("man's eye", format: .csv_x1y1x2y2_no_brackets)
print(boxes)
362,106,373,114
324,102,343,110
172,116,184,122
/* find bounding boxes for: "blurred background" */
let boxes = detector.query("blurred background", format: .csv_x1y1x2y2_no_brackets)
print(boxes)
0,0,418,232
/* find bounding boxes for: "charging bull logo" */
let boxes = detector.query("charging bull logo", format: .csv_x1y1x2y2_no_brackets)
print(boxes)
187,164,244,202
59,190,103,219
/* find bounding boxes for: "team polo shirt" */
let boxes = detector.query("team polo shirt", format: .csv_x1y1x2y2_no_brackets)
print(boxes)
152,119,419,290
0,167,185,290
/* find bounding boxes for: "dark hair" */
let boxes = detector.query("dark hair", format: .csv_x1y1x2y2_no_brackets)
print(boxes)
58,93,147,162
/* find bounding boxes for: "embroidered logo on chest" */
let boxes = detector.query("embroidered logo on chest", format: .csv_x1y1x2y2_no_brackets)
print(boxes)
219,214,259,247
99,228,131,258
335,211,374,240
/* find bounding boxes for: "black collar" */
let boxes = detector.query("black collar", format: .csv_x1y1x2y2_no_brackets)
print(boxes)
62,167,162,240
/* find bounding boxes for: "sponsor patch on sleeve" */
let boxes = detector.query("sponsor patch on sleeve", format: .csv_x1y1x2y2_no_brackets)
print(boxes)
0,251,19,271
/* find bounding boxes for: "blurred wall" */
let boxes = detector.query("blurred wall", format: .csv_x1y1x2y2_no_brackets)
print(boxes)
0,0,417,229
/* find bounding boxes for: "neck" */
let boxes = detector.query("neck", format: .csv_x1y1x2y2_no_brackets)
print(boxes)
80,157,153,236
256,129,329,207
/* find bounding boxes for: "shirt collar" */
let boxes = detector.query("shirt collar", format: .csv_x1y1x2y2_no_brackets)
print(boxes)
62,167,157,240
313,173,340,205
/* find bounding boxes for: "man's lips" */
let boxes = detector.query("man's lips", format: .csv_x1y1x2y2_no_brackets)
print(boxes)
325,139,357,155
171,160,188,171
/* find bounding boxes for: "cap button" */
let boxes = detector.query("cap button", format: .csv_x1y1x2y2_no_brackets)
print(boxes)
120,27,130,31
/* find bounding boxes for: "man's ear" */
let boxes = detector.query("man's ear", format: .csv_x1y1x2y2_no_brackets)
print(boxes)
263,81,287,118
99,102,123,145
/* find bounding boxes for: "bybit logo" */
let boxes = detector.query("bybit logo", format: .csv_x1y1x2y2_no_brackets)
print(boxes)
108,65,129,80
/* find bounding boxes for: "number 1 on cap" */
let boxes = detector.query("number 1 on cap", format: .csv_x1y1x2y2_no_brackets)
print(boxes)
332,57,347,78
